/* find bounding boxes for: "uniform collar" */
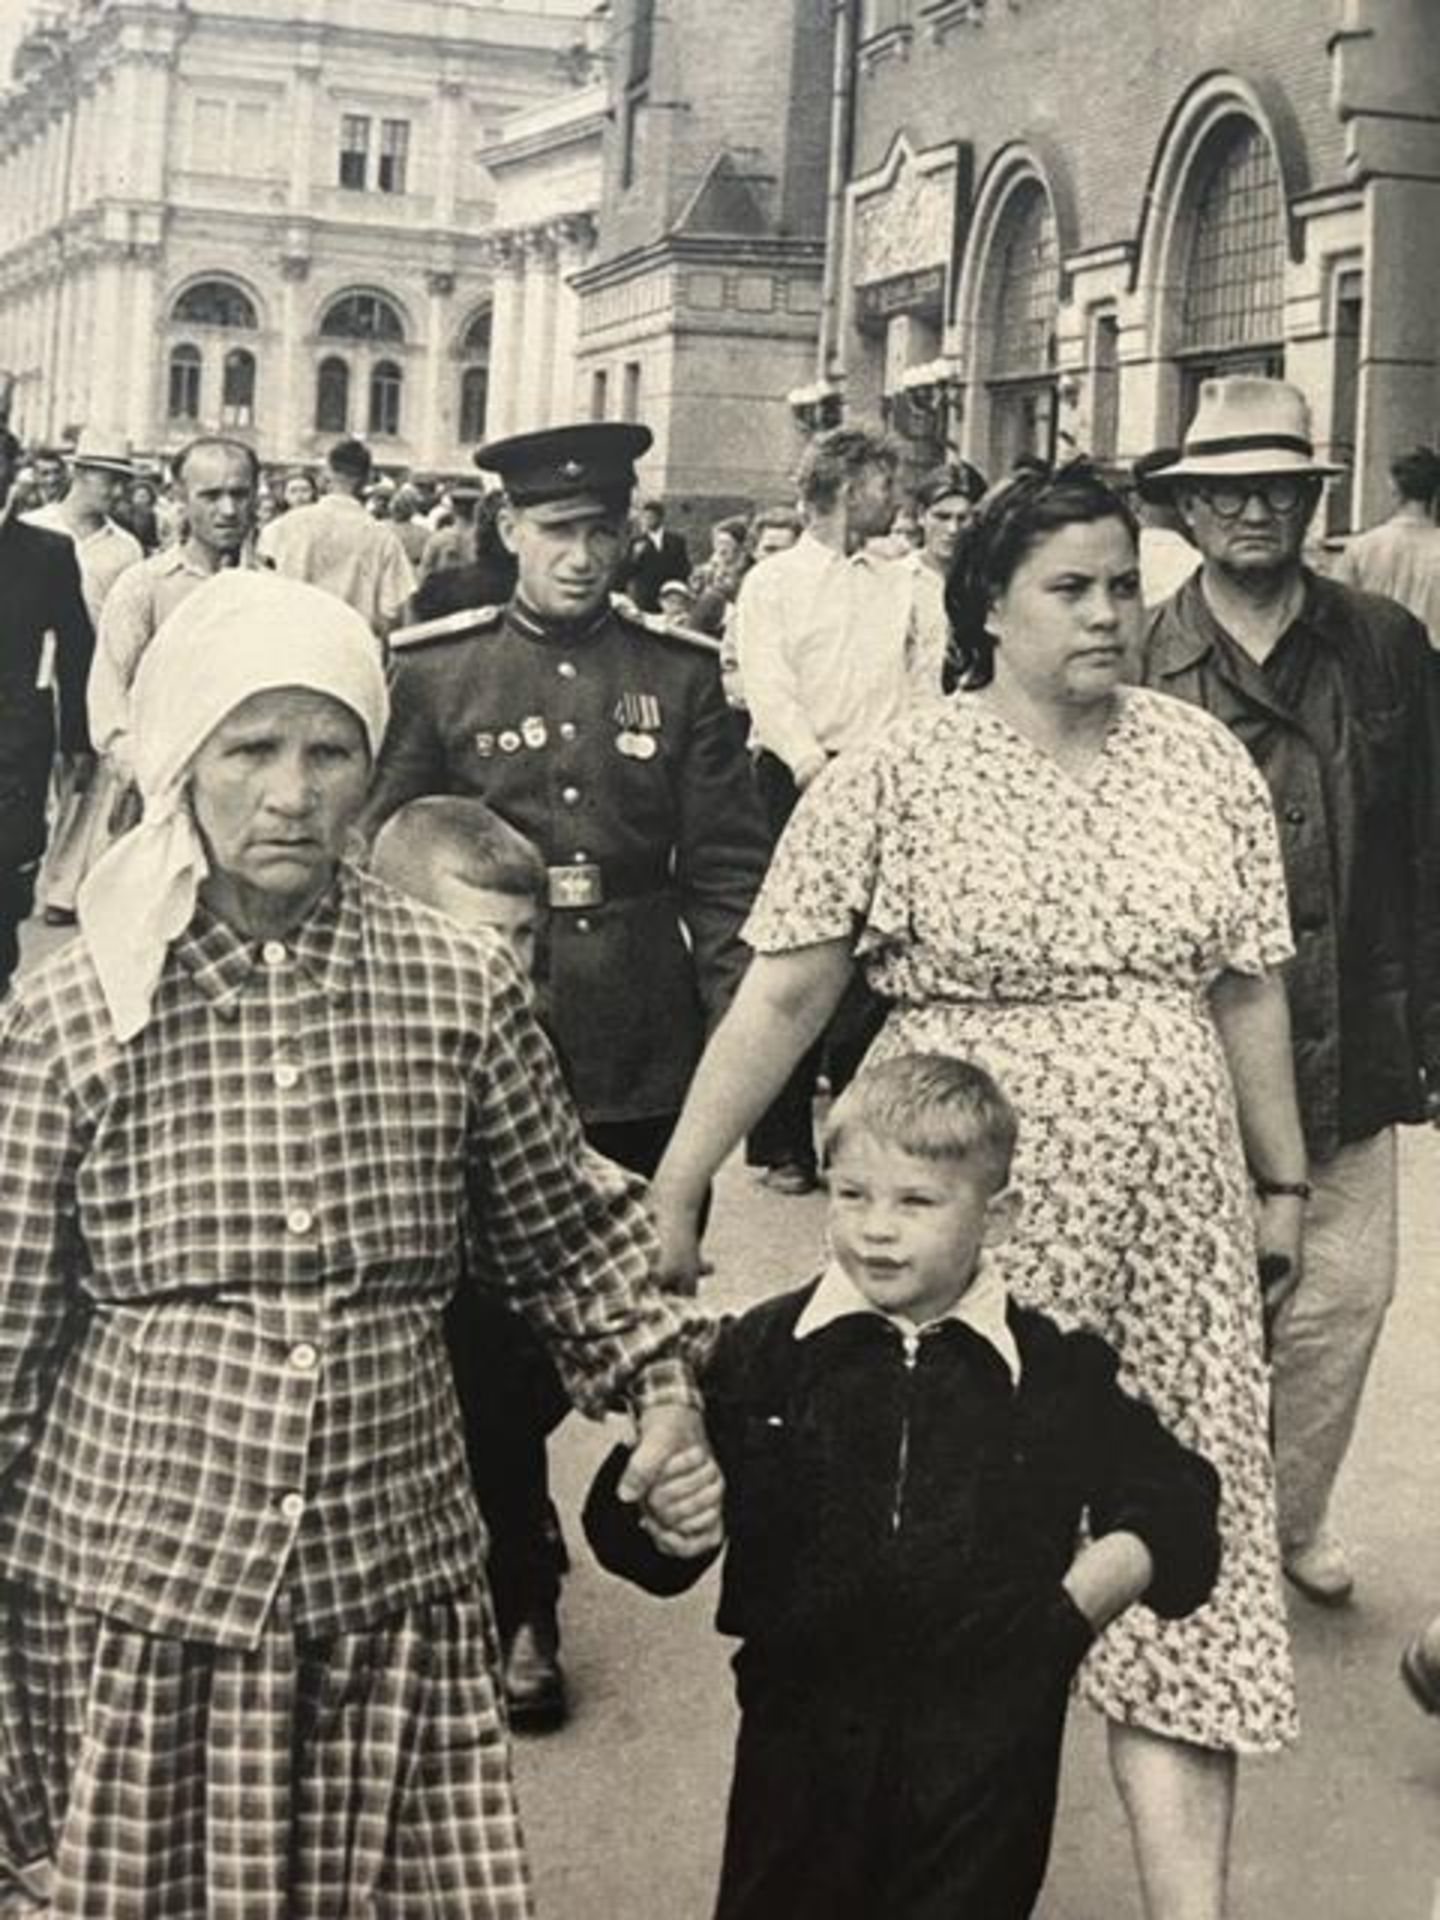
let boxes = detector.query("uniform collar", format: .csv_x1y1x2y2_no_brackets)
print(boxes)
174,863,363,1015
508,594,611,644
793,1254,1021,1383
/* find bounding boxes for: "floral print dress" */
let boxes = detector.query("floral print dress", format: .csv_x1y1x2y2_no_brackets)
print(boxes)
745,687,1298,1752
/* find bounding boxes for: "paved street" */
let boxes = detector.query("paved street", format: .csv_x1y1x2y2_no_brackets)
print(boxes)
517,1130,1440,1920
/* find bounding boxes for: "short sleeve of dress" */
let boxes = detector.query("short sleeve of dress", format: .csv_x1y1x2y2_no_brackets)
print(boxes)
743,741,909,959
1216,735,1295,977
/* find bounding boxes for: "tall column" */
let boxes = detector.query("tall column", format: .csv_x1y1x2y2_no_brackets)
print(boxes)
289,52,321,214
434,79,464,229
422,268,455,465
486,239,525,440
277,255,310,462
125,244,161,449
549,215,595,425
513,230,558,435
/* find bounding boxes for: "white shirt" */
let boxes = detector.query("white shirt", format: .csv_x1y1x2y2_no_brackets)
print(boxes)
23,503,143,624
259,494,416,636
1332,514,1440,645
733,530,916,775
793,1255,1021,1384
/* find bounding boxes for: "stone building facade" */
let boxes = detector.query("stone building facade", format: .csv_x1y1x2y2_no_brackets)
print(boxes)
836,0,1440,531
0,0,593,470
570,0,835,529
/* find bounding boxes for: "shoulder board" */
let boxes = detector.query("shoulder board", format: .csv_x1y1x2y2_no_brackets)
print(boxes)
627,611,722,658
389,604,504,650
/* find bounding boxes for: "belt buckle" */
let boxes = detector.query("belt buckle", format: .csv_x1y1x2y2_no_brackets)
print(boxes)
547,862,604,909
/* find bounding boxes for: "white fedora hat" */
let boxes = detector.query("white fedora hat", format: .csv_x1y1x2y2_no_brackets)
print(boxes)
70,426,136,475
1150,377,1342,485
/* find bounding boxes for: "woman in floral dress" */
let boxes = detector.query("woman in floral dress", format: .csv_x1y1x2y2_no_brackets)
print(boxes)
652,464,1308,1919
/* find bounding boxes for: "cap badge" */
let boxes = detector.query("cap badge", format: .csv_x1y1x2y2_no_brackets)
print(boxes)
560,459,585,480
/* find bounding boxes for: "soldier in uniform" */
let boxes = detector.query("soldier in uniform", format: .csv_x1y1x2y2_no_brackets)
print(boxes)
363,420,770,1725
0,426,95,996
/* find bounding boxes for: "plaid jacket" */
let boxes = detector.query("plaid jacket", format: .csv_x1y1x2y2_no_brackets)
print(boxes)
0,865,699,1650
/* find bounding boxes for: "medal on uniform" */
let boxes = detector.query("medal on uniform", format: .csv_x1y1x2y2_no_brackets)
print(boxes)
521,715,548,750
614,692,661,759
498,729,522,754
616,730,658,760
474,731,495,758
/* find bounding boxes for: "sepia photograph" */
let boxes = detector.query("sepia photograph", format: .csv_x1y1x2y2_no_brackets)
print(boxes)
1,1,1438,1913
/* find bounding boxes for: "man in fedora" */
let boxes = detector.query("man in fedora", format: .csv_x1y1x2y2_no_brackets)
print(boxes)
1141,376,1440,1607
363,421,768,1724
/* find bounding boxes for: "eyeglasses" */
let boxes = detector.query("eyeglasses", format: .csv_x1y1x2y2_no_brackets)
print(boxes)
1194,476,1311,519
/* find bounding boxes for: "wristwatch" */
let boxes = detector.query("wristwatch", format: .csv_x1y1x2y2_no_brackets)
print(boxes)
1253,1176,1312,1201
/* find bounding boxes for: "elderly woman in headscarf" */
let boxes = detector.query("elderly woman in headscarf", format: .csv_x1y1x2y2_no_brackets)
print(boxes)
0,571,718,1919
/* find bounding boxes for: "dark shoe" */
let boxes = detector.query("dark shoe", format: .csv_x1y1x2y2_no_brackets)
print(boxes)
1401,1634,1440,1716
504,1615,567,1732
765,1160,819,1197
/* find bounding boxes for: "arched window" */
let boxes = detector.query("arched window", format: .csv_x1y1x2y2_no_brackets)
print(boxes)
315,355,350,433
167,343,202,421
990,181,1058,380
982,178,1059,471
320,291,405,343
221,347,256,428
458,306,492,444
1180,120,1284,359
369,359,402,437
172,279,258,329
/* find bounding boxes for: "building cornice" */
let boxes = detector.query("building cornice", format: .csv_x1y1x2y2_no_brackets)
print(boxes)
572,232,827,295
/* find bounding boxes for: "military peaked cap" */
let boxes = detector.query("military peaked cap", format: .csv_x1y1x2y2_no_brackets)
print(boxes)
475,422,653,505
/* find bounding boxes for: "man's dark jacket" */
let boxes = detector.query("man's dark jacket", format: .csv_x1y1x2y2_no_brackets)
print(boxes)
1143,570,1440,1159
617,527,692,613
0,512,94,870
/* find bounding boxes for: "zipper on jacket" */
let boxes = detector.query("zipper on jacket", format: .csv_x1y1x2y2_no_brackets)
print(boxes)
890,1326,922,1534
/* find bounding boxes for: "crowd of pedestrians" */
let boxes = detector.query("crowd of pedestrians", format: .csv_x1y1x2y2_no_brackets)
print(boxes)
1,376,1439,1920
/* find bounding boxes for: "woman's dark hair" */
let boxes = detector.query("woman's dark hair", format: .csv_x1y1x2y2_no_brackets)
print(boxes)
941,458,1137,690
913,459,987,512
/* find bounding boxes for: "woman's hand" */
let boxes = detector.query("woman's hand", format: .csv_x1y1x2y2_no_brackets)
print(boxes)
651,1184,705,1297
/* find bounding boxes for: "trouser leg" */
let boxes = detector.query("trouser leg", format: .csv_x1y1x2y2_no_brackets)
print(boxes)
0,867,37,1000
1270,1127,1399,1551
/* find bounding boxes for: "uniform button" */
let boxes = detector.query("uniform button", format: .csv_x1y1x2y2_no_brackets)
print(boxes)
286,1206,314,1236
279,1492,305,1522
561,786,581,806
274,1063,300,1091
559,721,577,741
572,848,589,862
1284,804,1306,825
289,1342,319,1372
262,940,287,966
557,661,577,680
575,917,591,933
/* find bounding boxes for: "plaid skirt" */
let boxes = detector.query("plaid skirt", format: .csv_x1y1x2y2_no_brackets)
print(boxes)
0,1583,534,1919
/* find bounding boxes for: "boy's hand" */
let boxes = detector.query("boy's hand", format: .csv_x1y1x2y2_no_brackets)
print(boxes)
618,1407,725,1558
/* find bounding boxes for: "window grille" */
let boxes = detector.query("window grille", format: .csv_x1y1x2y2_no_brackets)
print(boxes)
173,281,258,329
1181,121,1284,354
369,360,403,437
167,344,201,420
315,356,349,433
320,293,405,343
378,120,409,196
339,115,370,191
990,183,1058,379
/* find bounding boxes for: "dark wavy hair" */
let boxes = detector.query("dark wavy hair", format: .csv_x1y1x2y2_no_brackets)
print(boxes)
942,458,1137,690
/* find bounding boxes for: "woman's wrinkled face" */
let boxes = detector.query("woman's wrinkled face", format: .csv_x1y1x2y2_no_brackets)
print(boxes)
986,516,1141,708
189,687,370,918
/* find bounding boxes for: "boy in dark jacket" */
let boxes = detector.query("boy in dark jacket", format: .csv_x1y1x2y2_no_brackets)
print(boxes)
585,1053,1222,1920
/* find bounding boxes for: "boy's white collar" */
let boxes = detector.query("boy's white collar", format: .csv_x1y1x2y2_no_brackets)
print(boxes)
793,1255,1021,1384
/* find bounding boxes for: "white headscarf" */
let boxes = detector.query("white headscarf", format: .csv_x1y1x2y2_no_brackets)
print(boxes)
78,570,390,1043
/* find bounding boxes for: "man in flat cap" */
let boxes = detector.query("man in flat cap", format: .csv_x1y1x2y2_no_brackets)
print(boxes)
1140,377,1440,1609
363,421,769,1722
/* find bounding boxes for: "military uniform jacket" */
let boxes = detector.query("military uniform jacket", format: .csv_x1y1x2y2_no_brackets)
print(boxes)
365,597,771,1123
0,513,94,870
